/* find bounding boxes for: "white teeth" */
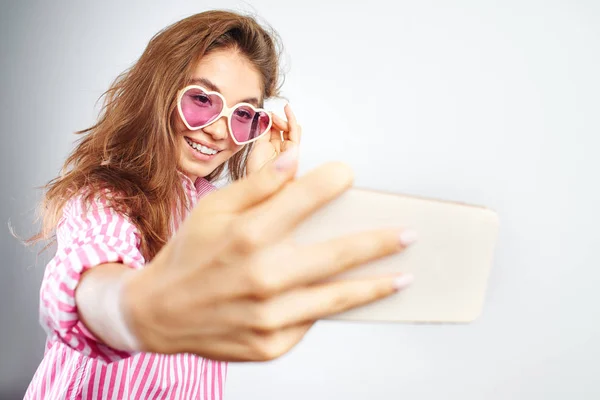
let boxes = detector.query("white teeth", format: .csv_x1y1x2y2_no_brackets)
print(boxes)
186,138,218,155
199,145,217,155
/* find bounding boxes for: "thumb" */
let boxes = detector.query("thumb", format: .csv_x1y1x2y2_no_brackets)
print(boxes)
197,144,299,214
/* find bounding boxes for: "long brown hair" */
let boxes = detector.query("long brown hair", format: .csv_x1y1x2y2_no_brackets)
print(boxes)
27,10,284,261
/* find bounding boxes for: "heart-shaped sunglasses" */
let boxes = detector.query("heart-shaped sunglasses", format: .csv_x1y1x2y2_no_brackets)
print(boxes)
176,85,273,145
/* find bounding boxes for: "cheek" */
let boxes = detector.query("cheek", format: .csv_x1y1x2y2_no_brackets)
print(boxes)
173,113,186,134
222,133,243,154
229,142,244,155
171,106,191,136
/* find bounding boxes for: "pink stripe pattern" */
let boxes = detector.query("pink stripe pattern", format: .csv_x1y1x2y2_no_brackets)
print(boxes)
25,174,228,400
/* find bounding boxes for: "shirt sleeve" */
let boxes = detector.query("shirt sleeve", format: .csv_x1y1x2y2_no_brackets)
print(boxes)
38,193,146,363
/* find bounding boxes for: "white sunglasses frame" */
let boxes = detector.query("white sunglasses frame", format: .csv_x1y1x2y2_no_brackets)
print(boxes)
176,85,273,146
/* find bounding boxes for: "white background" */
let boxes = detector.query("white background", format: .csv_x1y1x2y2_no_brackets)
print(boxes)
1,0,598,399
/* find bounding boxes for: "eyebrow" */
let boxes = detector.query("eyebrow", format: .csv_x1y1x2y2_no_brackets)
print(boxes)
189,77,261,107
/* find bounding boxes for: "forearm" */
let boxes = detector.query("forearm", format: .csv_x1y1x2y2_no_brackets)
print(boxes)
75,263,140,352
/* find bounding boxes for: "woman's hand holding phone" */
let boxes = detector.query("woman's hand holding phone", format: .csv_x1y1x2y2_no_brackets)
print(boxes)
122,148,415,362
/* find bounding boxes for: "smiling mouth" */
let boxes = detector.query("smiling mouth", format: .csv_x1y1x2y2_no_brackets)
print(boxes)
185,137,220,156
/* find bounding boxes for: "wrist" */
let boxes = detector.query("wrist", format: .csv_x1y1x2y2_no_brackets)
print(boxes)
120,266,166,353
75,263,145,352
110,268,142,352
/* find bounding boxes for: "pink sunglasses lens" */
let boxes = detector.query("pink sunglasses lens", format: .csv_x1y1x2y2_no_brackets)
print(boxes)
180,87,223,128
230,106,271,143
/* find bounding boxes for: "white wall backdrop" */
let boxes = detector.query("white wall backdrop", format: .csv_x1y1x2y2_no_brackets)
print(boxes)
1,0,598,399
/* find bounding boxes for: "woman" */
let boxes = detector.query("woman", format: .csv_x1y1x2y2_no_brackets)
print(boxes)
25,10,415,399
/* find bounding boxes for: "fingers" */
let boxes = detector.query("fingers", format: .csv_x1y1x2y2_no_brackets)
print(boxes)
271,112,289,132
243,274,412,332
268,125,283,144
270,113,288,144
223,226,413,299
265,228,412,295
284,103,302,144
234,321,313,361
202,321,314,362
233,161,354,244
271,104,301,144
193,145,299,214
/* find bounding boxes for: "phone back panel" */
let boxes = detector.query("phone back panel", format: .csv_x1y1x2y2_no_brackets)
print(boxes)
292,187,500,323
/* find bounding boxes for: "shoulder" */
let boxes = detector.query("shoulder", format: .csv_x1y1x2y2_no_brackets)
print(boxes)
62,188,126,221
58,188,140,244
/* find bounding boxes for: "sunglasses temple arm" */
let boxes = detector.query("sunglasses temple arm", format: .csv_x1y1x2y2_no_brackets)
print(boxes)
250,113,259,139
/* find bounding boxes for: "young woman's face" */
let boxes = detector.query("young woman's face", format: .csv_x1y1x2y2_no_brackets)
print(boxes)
174,49,263,180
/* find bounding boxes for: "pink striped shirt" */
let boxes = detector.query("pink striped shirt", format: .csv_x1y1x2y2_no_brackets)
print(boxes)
25,174,228,400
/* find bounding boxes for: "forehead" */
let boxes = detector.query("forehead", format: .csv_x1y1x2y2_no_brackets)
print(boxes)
189,49,263,104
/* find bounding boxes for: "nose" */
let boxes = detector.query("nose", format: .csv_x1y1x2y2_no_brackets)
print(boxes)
202,116,228,141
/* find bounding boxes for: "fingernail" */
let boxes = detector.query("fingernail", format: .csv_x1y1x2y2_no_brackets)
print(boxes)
398,230,418,246
274,145,298,171
393,274,414,290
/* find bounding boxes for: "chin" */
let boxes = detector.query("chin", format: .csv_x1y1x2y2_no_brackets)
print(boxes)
179,159,218,180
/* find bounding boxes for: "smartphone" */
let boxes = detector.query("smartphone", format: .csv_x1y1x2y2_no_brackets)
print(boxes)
292,187,500,323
